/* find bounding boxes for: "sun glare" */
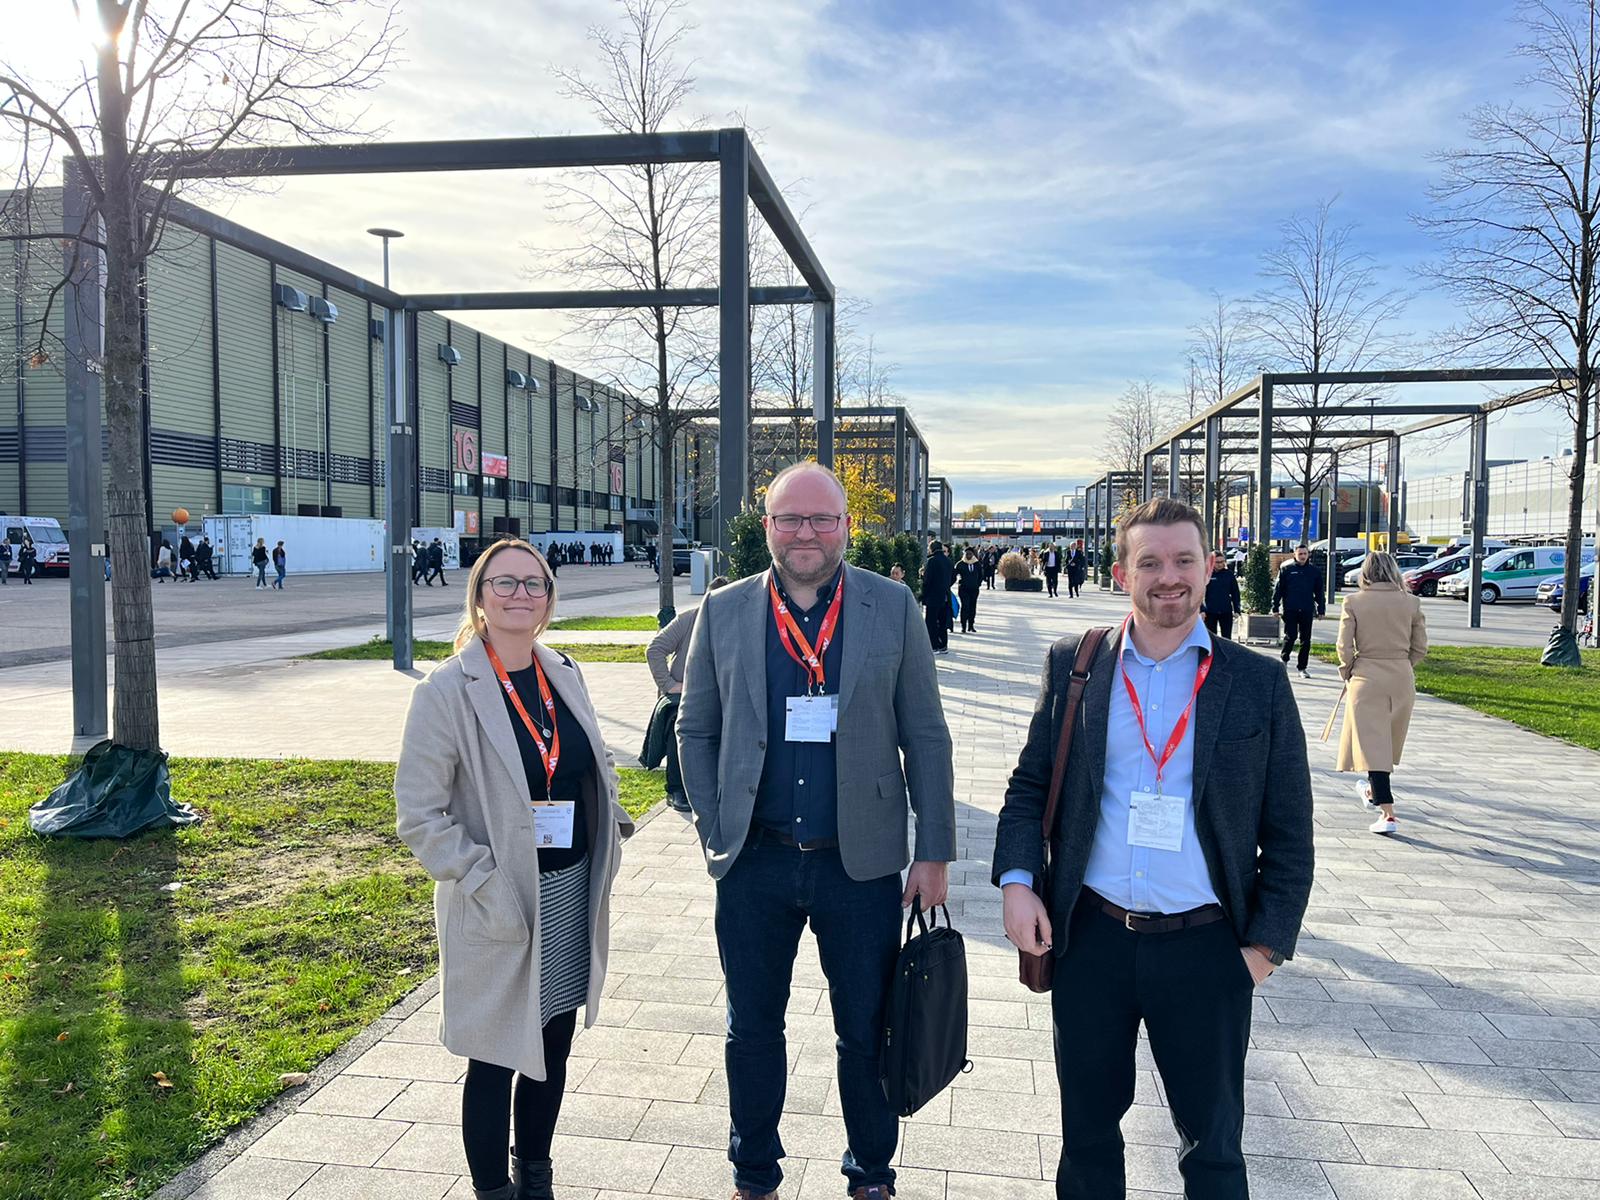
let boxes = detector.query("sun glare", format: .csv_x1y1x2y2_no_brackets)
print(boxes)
11,2,121,81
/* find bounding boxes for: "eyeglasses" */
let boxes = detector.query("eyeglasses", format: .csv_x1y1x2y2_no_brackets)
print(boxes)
485,575,553,598
769,513,843,533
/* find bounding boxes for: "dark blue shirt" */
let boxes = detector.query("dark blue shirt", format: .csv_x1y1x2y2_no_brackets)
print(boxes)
753,565,844,843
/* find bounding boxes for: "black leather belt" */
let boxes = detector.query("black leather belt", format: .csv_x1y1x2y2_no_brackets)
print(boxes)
1083,889,1227,934
750,824,839,852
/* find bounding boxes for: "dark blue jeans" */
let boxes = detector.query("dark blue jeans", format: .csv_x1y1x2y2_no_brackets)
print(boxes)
715,836,902,1195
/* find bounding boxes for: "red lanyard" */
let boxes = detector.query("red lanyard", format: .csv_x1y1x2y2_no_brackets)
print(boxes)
768,571,844,693
1117,614,1211,790
484,642,561,790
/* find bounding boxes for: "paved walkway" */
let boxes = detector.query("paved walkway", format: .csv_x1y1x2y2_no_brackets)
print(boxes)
138,585,1600,1200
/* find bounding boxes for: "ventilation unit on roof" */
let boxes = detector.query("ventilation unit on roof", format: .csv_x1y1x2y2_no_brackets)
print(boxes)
438,344,461,366
505,368,528,389
309,296,339,324
369,318,385,341
274,283,309,312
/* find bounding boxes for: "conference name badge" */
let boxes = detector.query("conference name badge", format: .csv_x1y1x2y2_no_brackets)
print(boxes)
785,694,837,743
1128,790,1186,853
531,800,576,849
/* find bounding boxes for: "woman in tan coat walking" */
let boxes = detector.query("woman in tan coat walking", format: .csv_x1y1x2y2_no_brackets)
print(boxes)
1336,552,1428,835
396,538,635,1200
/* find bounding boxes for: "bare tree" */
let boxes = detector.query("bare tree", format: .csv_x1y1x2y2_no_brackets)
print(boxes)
1103,379,1172,510
1420,0,1600,642
1246,199,1407,539
545,0,720,617
1189,290,1251,535
0,0,398,750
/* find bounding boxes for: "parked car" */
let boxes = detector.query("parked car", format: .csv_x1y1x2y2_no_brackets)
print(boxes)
1343,552,1432,587
671,540,694,576
1538,560,1596,612
1438,544,1596,604
1427,537,1509,561
1405,551,1471,597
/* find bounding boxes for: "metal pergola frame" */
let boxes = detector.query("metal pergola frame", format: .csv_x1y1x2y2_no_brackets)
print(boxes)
1130,369,1569,630
60,129,835,741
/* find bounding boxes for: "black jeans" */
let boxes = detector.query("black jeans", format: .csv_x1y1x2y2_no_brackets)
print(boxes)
1203,611,1235,641
461,1010,578,1189
1052,900,1253,1200
958,588,979,631
1370,770,1393,808
663,697,683,796
925,604,949,650
1279,609,1315,670
1045,568,1060,596
715,837,902,1195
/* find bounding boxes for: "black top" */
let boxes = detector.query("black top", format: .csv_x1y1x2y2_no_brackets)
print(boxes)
1272,561,1325,616
503,660,593,872
754,565,843,844
251,545,268,565
1203,568,1242,615
921,551,955,608
954,559,983,593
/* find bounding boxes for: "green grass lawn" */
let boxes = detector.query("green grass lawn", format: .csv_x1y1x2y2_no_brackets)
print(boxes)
547,615,658,631
0,754,664,1200
1311,644,1600,751
303,638,647,664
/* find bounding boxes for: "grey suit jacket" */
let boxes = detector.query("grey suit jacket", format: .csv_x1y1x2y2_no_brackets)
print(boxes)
676,563,957,881
992,629,1315,960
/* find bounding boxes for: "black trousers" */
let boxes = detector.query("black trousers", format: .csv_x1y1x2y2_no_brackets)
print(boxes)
1045,567,1061,596
1279,609,1315,670
1370,770,1393,808
1203,611,1235,641
958,588,979,631
461,1010,578,1188
925,604,949,650
1052,900,1252,1200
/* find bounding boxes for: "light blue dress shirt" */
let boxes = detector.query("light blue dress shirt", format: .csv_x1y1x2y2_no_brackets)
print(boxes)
1000,619,1220,914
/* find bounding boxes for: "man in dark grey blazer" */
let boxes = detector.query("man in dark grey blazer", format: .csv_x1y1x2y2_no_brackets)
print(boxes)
678,461,956,1200
994,497,1314,1200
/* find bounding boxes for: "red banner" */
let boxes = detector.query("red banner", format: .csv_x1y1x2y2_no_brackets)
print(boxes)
482,452,508,478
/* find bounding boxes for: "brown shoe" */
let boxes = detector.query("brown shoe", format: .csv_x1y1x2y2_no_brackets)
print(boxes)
850,1188,895,1200
732,1191,777,1200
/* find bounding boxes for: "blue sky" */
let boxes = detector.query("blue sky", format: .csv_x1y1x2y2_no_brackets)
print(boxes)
213,0,1582,509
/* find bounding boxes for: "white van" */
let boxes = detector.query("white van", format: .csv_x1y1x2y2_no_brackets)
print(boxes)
3,515,70,576
1440,543,1598,603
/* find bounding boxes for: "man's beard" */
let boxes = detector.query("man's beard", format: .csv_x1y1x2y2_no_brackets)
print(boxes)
773,541,844,587
1132,586,1201,629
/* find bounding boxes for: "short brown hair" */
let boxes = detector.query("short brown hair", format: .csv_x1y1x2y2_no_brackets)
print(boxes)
1116,498,1207,565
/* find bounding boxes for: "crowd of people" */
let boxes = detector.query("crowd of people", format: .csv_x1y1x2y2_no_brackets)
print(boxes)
395,468,1412,1200
0,534,37,583
544,540,619,567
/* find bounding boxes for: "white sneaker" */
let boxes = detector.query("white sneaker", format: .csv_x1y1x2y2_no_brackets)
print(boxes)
1369,816,1398,835
1356,782,1379,812
1298,667,1311,679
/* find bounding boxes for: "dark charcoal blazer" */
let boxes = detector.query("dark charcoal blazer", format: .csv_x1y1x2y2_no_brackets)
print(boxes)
992,628,1315,960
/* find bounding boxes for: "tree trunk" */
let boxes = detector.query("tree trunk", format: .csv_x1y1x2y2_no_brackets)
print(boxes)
98,33,160,750
1559,368,1592,635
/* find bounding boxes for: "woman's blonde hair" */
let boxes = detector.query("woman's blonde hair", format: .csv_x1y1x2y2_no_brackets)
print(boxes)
454,539,559,651
1360,551,1404,589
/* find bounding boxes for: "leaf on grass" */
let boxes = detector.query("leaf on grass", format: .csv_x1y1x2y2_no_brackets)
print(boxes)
151,1071,173,1089
55,1081,74,1094
316,1001,331,1012
397,967,414,977
277,1072,310,1088
55,1031,69,1042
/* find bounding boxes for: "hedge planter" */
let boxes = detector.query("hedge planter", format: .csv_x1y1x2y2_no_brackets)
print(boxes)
1243,613,1282,643
1005,578,1045,592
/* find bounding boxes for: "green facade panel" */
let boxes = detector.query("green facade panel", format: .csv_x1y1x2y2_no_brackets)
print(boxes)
152,464,216,524
528,351,553,483
146,231,214,439
215,242,275,446
326,285,370,463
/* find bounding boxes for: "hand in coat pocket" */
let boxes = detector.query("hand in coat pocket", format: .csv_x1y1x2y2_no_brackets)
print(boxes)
460,871,529,945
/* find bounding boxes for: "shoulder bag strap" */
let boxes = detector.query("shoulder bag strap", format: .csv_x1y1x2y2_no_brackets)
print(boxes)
1039,626,1112,852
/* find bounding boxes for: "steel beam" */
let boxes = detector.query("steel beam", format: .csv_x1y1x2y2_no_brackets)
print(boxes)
717,131,750,559
1267,368,1561,386
63,163,108,743
1204,416,1221,550
918,443,931,540
893,413,908,532
1468,412,1489,629
1142,451,1154,504
385,304,413,670
1386,435,1401,548
1167,437,1181,498
747,144,835,300
1257,380,1274,546
403,286,813,311
1325,454,1340,604
813,300,835,468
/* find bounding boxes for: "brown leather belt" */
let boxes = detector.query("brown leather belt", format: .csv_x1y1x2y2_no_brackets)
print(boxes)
1083,889,1227,934
750,824,839,852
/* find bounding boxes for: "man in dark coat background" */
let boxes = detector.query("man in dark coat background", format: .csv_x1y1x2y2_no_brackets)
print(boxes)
920,540,955,654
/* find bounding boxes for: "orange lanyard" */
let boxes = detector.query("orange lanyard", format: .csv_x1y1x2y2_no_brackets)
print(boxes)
1117,614,1211,790
768,571,844,694
484,643,561,790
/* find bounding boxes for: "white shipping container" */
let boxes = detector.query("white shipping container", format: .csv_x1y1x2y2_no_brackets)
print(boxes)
204,514,386,576
410,528,461,570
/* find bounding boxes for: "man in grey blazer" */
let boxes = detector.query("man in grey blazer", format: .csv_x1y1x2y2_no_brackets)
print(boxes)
678,461,956,1200
995,497,1314,1200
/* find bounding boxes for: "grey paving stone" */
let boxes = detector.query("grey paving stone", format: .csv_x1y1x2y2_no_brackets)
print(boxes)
1406,1094,1560,1134
288,1163,457,1199
1545,1069,1600,1102
576,1060,711,1103
374,1080,461,1124
1340,1124,1507,1174
1301,1053,1440,1093
1240,1114,1361,1162
545,1132,671,1192
1466,1175,1600,1200
1277,1083,1427,1127
186,1157,319,1200
1242,1155,1338,1199
1535,1100,1600,1137
1485,1012,1600,1042
370,1121,467,1176
247,1113,409,1167
1420,1061,1567,1100
297,1075,410,1119
1320,1162,1480,1200
344,1040,468,1083
899,1124,1042,1179
1476,1037,1600,1070
1481,1132,1600,1179
1359,1031,1492,1065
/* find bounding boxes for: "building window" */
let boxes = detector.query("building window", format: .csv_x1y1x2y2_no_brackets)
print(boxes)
533,483,552,504
556,486,576,507
452,472,479,498
610,495,624,512
483,476,507,500
223,483,274,514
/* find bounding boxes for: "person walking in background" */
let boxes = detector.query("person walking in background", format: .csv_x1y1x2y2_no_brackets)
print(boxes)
197,536,218,581
0,537,11,583
251,537,269,588
995,497,1314,1200
646,576,728,813
412,539,427,585
1272,542,1324,678
395,539,634,1200
426,537,448,586
153,539,174,582
1202,554,1243,641
955,544,983,633
1042,542,1063,597
18,536,37,584
1337,551,1428,836
676,461,955,1200
178,534,196,582
271,540,287,589
983,545,998,589
1067,539,1088,598
920,539,955,654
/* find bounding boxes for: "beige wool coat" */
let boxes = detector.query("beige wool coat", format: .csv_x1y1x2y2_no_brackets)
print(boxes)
395,636,635,1080
1335,583,1428,773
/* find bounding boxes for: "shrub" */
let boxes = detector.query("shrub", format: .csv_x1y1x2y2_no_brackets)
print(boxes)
725,508,771,580
998,551,1033,582
889,533,925,599
846,530,886,575
1244,543,1274,613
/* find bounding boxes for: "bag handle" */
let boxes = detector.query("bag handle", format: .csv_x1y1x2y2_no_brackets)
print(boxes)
1039,627,1112,864
903,894,955,942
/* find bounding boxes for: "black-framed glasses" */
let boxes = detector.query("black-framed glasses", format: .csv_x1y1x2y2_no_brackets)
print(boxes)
769,513,843,533
485,575,553,598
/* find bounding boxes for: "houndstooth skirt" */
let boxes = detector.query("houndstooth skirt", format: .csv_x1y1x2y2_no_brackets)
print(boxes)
538,857,591,1025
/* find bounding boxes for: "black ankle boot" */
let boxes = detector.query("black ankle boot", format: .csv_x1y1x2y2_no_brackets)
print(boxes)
473,1182,516,1200
512,1153,554,1200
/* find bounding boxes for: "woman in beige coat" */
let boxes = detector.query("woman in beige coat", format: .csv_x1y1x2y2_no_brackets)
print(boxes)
396,538,634,1200
1336,551,1428,835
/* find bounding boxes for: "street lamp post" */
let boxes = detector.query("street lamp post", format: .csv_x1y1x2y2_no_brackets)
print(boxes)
368,227,411,671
